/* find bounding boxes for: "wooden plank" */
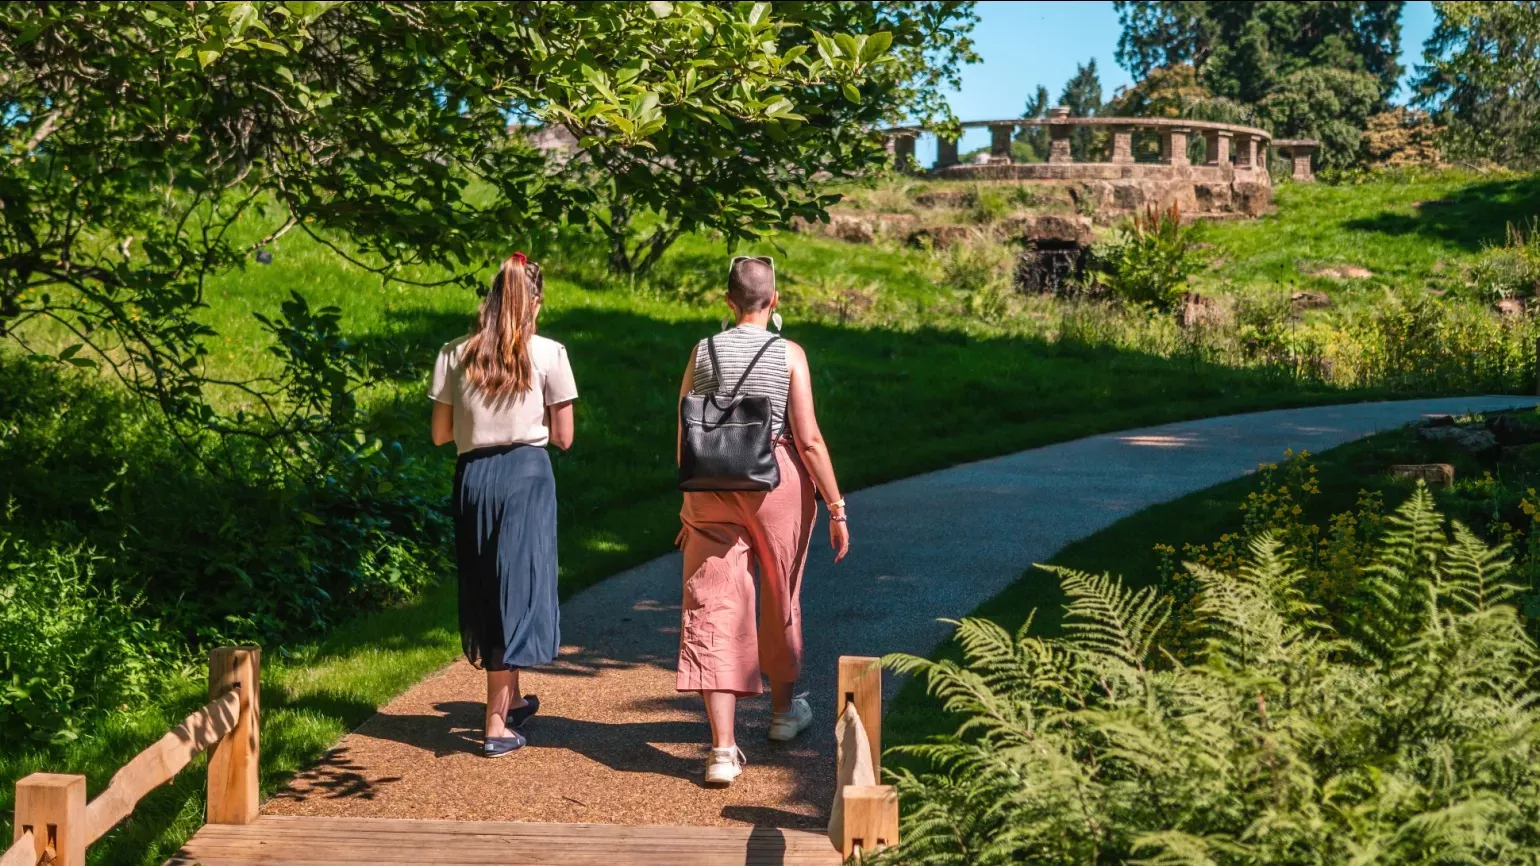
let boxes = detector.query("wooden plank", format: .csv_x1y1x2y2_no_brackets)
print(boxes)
13,774,85,866
84,689,241,843
169,817,843,866
0,831,36,866
207,646,261,825
838,656,883,776
839,785,899,861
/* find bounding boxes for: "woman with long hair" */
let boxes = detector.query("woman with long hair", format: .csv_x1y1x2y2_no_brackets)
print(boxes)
429,253,577,757
675,255,850,786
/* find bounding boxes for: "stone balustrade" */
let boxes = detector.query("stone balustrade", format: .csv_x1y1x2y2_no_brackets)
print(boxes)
883,113,1295,218
885,115,1280,175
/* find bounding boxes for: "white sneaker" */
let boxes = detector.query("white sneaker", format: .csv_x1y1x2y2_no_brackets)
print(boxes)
705,746,746,786
768,696,813,742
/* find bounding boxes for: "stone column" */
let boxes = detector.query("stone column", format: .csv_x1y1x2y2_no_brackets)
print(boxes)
1203,129,1232,166
1110,126,1135,164
892,134,915,172
990,124,1013,163
936,134,959,169
1233,134,1257,168
1291,149,1315,182
1047,106,1073,164
1160,127,1190,166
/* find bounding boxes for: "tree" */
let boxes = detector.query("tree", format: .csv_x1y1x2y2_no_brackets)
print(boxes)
1259,66,1384,170
1015,84,1051,162
1415,1,1540,168
1058,58,1104,160
0,1,923,453
567,1,981,274
1115,1,1405,106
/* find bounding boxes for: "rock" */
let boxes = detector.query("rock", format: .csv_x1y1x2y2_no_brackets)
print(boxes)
1495,297,1527,317
1193,182,1232,212
1177,292,1227,329
1306,264,1376,280
907,225,972,250
1423,414,1456,427
911,189,972,209
1233,182,1273,216
1418,424,1498,452
1390,463,1455,487
1487,413,1540,446
827,213,875,243
1001,213,1094,246
1290,290,1331,312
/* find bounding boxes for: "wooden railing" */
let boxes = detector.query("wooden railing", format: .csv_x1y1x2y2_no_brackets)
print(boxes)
3,647,260,866
832,655,899,862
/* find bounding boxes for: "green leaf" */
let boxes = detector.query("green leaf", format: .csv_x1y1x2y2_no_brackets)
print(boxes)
747,2,770,26
647,1,674,17
299,511,325,526
861,31,893,62
834,33,860,60
57,343,83,361
197,48,222,69
842,82,861,104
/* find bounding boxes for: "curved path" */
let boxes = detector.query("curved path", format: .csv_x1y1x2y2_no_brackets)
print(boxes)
267,396,1536,829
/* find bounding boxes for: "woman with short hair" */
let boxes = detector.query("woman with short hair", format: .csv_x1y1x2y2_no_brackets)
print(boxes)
430,253,577,757
675,255,850,786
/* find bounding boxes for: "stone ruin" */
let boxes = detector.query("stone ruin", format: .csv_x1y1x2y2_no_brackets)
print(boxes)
884,108,1317,222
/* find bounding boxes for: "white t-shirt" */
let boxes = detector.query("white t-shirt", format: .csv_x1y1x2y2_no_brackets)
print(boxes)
429,334,578,453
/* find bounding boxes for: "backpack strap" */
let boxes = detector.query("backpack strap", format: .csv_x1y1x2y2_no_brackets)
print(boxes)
729,336,782,397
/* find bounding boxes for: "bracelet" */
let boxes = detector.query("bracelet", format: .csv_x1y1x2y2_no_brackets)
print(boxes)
830,515,848,523
828,498,846,511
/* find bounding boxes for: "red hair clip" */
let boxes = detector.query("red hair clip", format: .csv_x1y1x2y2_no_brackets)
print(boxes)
509,251,527,267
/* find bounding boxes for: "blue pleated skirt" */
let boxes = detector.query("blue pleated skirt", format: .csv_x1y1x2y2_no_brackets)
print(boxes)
453,444,560,671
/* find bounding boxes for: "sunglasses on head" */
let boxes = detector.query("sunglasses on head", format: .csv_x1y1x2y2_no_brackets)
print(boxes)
729,254,774,277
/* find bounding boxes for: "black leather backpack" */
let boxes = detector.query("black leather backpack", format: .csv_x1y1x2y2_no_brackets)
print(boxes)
677,335,781,492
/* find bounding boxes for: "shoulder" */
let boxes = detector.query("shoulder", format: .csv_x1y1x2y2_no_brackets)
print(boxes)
529,334,566,359
437,335,469,363
781,338,806,363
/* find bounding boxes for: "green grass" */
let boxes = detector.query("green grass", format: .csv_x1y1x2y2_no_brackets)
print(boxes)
883,411,1536,757
7,171,1534,864
1193,170,1540,302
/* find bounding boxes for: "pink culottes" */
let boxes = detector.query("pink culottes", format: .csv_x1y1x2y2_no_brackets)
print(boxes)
676,442,816,696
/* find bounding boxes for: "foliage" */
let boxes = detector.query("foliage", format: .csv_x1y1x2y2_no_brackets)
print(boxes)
1258,66,1384,171
887,488,1540,865
1465,220,1540,303
0,530,182,746
1114,1,1404,106
1057,58,1104,162
1015,84,1051,161
1094,204,1201,308
1359,106,1445,168
1103,63,1260,161
1416,0,1540,169
0,0,946,449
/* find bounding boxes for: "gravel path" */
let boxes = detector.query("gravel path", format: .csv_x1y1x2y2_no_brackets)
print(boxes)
266,396,1537,829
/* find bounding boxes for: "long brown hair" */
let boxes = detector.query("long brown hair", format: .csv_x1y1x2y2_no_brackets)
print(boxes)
462,254,544,399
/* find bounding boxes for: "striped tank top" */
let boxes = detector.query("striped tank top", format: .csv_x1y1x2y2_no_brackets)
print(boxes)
690,325,791,439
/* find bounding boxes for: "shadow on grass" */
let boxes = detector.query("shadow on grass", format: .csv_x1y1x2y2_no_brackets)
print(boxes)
1343,176,1540,251
5,296,1372,864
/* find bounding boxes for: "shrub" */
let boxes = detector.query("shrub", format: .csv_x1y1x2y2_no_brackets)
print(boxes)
929,234,1016,322
967,186,1010,224
1094,203,1201,309
888,488,1540,865
0,531,180,745
1466,220,1540,303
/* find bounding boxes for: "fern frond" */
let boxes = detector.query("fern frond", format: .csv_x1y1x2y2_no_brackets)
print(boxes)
1044,564,1170,673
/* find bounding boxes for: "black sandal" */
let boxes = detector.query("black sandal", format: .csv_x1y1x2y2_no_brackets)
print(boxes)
505,694,540,728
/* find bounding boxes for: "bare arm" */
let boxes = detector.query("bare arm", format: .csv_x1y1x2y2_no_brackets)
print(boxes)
677,353,695,466
431,401,454,446
547,400,575,450
786,341,849,562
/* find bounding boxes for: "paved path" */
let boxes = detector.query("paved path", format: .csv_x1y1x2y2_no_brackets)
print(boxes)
266,396,1537,829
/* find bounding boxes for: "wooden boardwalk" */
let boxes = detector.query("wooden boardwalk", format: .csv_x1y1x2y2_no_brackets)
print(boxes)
166,816,841,865
4,647,892,866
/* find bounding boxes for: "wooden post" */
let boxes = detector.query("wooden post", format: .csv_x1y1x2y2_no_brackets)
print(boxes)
206,646,261,825
14,774,86,866
841,786,900,860
838,656,882,775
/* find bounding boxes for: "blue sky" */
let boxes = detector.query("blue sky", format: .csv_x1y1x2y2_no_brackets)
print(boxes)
917,0,1438,163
